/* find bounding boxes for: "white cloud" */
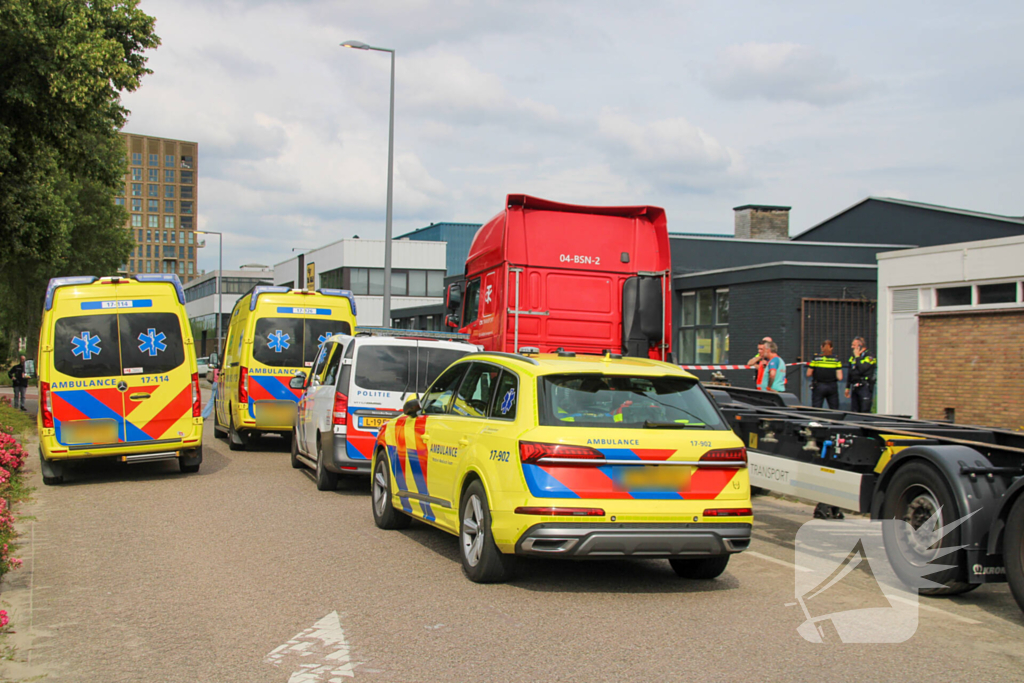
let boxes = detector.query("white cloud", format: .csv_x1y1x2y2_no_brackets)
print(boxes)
702,42,877,106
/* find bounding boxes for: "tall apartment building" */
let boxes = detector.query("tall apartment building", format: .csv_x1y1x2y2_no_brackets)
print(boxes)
117,133,199,282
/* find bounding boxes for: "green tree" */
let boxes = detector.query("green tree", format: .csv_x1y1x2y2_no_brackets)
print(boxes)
0,0,159,359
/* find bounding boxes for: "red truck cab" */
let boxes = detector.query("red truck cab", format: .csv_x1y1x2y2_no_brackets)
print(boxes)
445,194,671,359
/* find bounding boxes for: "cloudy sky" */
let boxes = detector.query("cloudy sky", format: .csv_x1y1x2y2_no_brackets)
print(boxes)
121,0,1024,272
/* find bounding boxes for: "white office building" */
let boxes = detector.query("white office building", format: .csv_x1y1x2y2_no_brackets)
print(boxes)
274,238,447,327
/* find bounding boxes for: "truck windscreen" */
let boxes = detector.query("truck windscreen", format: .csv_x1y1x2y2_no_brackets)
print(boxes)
538,373,726,430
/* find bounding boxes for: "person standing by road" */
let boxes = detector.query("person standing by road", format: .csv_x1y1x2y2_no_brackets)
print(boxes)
845,337,876,412
748,336,772,388
807,340,843,409
759,342,786,393
7,355,28,411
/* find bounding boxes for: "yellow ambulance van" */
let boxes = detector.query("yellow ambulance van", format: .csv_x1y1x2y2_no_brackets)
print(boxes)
36,274,203,485
214,287,357,450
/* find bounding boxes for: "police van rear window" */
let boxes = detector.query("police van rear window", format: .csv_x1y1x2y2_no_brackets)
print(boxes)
53,313,185,378
253,317,351,368
353,345,469,393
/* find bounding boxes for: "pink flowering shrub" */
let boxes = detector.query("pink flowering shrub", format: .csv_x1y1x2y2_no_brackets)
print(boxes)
0,396,10,407
0,426,26,590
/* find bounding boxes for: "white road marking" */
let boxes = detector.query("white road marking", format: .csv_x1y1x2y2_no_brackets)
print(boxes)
746,550,814,573
265,611,359,680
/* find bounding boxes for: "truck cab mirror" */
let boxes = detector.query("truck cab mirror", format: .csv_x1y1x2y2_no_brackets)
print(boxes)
445,283,462,312
445,313,460,329
289,371,306,390
403,396,422,416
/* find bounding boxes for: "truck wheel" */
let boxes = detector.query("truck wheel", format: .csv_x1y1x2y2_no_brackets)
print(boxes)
372,451,411,530
669,556,730,580
314,434,338,491
39,451,64,486
1005,494,1024,613
290,423,303,469
881,462,974,595
459,480,516,583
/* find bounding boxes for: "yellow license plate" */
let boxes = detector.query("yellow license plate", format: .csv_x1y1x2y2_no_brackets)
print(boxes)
359,416,388,429
615,466,692,492
62,419,119,445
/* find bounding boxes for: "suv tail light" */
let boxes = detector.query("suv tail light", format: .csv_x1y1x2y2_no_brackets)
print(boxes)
238,366,249,405
332,392,349,426
191,372,201,417
40,381,54,429
519,441,604,465
515,507,606,517
700,447,747,465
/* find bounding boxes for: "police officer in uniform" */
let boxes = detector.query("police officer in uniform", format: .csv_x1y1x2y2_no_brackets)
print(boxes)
845,336,877,413
806,340,843,409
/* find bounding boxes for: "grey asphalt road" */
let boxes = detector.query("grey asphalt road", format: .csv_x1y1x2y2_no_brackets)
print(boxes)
4,408,1024,682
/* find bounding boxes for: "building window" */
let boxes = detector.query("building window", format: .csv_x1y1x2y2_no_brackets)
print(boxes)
130,198,141,212
148,215,158,228
391,271,407,296
164,200,175,213
146,230,152,241
977,283,1017,305
428,271,444,297
137,229,143,241
131,183,142,196
165,154,175,167
129,259,134,273
146,260,152,273
148,184,158,197
170,230,176,244
187,231,193,245
131,152,142,166
163,230,169,242
115,197,125,206
146,244,151,258
149,153,159,166
148,199,159,212
148,169,158,182
164,216,174,229
164,185,175,198
154,230,160,242
131,214,142,227
178,261,185,275
130,169,142,182
408,270,426,297
164,169,175,182
180,186,194,199
180,201,192,214
678,288,729,364
936,286,972,307
180,171,194,184
178,246,184,259
178,230,184,243
180,155,193,169
188,262,194,275
180,217,193,229
188,246,194,259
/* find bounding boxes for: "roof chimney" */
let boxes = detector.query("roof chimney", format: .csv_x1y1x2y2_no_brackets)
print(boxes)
733,205,791,240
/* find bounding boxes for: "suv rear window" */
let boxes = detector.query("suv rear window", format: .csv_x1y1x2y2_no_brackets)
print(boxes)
53,313,185,378
253,317,351,368
538,373,726,430
352,345,469,393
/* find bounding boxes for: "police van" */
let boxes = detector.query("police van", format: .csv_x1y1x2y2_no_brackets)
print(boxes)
290,333,473,490
36,275,203,485
214,287,357,450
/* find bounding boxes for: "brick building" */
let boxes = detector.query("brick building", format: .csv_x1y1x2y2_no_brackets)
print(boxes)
877,234,1024,428
117,133,199,282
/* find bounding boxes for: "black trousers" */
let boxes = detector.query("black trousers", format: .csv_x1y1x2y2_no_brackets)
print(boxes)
850,384,873,413
811,382,839,409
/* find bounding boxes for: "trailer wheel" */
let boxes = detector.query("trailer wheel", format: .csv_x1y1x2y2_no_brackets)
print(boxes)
1005,494,1024,613
881,462,976,596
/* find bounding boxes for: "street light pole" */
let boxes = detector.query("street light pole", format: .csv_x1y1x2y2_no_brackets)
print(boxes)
198,230,223,357
341,39,395,326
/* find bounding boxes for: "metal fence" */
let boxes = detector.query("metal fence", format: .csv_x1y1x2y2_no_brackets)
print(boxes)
800,298,876,362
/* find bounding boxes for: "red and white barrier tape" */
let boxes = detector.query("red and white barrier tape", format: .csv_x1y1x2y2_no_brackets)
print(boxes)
680,362,809,370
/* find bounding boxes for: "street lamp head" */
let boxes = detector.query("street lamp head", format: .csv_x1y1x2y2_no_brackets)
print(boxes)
340,40,370,49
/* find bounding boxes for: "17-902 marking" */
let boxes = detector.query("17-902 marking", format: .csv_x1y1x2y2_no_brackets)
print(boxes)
490,450,510,463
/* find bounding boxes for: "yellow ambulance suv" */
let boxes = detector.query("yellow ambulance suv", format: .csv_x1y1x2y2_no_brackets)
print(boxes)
37,275,203,484
372,351,752,583
214,287,357,450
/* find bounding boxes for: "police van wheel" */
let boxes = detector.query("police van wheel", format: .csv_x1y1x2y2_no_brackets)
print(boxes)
669,555,730,580
314,434,338,491
40,452,64,486
460,480,516,583
881,462,973,595
372,451,411,530
1003,495,1024,613
290,425,303,469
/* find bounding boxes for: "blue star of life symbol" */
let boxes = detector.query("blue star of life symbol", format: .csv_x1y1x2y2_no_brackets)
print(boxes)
71,331,102,361
268,329,291,353
317,332,333,348
137,328,167,356
500,387,516,414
